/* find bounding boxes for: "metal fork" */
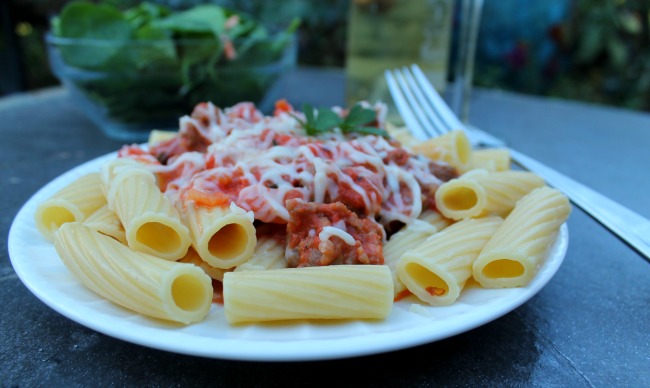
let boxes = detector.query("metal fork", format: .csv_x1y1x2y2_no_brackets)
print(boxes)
385,64,650,262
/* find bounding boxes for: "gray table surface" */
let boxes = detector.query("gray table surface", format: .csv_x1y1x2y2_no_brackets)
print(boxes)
2,68,649,387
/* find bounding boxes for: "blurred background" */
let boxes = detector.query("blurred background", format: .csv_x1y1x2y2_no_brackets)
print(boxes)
1,0,649,112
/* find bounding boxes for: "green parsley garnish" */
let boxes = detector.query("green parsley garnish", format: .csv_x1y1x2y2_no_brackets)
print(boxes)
293,103,389,137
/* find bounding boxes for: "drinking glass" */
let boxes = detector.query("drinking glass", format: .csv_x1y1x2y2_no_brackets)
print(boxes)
345,0,484,124
449,0,484,123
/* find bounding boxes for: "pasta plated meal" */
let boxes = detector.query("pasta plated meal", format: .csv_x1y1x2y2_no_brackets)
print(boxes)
8,99,570,360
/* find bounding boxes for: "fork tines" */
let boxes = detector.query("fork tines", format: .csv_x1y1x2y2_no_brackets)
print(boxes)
385,65,466,140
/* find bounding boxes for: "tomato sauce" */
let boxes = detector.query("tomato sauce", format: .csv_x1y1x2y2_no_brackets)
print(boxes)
285,199,384,267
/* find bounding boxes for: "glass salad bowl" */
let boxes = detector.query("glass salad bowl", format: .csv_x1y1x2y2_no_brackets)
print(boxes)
46,2,298,142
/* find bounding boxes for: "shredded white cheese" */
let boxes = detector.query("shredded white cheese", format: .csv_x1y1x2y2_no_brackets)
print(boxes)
132,101,449,225
319,226,356,246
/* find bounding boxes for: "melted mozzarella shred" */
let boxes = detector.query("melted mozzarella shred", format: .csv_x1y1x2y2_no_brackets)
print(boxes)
319,225,356,246
134,102,449,225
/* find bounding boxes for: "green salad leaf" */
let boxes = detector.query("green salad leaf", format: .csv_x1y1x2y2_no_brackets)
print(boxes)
50,1,300,130
150,5,227,37
57,1,132,40
57,1,133,68
124,3,171,30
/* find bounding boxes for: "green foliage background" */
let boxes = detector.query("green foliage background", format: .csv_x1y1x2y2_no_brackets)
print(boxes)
551,0,650,111
474,0,650,111
4,0,650,112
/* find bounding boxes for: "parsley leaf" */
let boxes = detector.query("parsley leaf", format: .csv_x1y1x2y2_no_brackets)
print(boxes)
314,108,342,132
342,104,376,127
293,103,389,138
339,104,388,137
292,103,341,135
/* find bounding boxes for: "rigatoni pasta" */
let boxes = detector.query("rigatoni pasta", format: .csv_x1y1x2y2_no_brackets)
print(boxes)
410,129,473,172
397,216,503,306
435,170,545,220
108,167,191,261
473,186,571,288
100,157,153,201
223,265,393,323
433,176,487,220
418,208,455,231
385,121,417,148
54,222,213,324
178,247,230,281
234,235,288,272
478,171,545,216
183,202,257,269
34,172,106,241
383,209,452,295
83,204,127,245
471,148,511,172
148,129,177,146
384,223,436,296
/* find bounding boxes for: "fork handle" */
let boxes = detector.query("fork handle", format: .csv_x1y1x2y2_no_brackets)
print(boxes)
509,148,650,262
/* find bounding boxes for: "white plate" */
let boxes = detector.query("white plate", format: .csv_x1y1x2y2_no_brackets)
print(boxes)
8,152,569,361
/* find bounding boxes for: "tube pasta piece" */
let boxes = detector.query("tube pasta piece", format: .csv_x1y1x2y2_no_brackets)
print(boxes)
434,176,487,220
410,130,473,172
418,208,454,232
234,235,287,272
383,209,452,296
34,173,106,241
385,122,417,148
110,171,191,261
83,204,127,245
178,248,230,281
460,168,490,179
397,216,503,306
100,157,145,191
54,222,213,324
473,186,571,288
183,202,256,269
384,222,435,296
478,171,545,216
435,170,545,220
100,158,156,207
223,265,393,324
148,129,177,146
471,148,511,172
